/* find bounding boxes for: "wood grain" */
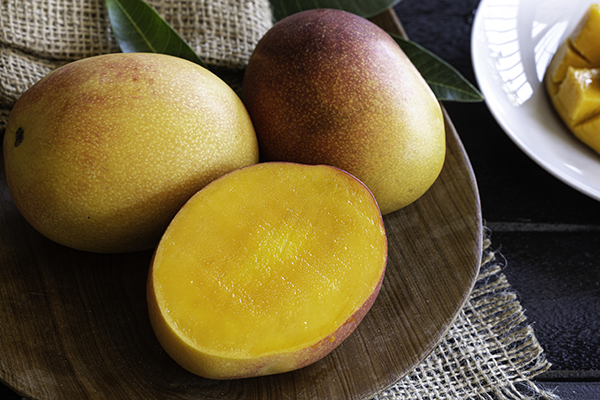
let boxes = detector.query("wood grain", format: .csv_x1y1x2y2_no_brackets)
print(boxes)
0,8,482,400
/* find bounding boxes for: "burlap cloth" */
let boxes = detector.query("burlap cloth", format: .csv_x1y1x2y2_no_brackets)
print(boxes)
1,1,558,399
0,0,272,127
371,230,558,400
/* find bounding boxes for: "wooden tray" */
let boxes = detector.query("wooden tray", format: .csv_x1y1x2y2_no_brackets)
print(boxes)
0,8,482,400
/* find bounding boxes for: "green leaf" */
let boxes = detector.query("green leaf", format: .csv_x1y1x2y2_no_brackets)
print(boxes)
105,0,207,68
391,34,483,102
104,0,481,103
270,0,400,21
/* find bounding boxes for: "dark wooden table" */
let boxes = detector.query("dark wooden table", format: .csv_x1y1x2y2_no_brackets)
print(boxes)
392,0,600,398
2,0,599,399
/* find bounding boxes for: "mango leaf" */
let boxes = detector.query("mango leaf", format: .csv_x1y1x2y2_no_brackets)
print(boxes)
104,0,481,102
270,0,400,21
391,34,483,102
105,0,207,68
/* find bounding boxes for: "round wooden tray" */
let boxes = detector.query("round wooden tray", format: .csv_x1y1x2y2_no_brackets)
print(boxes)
0,9,482,400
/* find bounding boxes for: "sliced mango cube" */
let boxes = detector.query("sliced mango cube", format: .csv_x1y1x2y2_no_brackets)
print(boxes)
545,4,600,155
573,114,600,154
554,67,600,126
545,42,592,95
570,4,600,65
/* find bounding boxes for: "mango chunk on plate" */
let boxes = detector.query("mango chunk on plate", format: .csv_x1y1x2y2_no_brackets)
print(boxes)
573,114,600,155
545,42,592,95
553,67,600,126
545,3,600,155
570,4,600,65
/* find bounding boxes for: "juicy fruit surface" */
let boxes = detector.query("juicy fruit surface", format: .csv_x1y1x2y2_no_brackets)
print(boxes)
546,4,600,154
554,67,600,126
148,162,387,379
3,53,258,253
242,9,445,215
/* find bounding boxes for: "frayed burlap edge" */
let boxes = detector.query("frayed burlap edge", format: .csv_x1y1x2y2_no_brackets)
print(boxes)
372,228,558,400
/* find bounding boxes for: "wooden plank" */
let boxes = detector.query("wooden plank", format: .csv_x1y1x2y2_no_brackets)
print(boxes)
536,382,600,400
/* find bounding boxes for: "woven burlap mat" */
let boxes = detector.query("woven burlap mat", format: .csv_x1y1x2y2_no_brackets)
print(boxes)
0,0,272,117
371,229,558,400
1,1,558,399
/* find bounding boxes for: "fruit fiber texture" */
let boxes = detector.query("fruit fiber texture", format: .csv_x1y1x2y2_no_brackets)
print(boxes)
3,53,258,253
242,9,445,215
147,162,388,380
546,3,600,155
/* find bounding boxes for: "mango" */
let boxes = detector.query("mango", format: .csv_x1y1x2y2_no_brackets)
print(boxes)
545,41,592,95
572,113,600,151
147,162,387,379
3,53,259,253
241,9,445,215
553,67,600,127
570,3,600,65
546,3,600,154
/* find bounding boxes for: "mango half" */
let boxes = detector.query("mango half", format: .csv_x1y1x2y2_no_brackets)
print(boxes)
546,3,600,154
147,162,388,380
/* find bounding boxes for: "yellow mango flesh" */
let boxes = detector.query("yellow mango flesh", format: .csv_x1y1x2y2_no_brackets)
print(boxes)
147,162,387,380
572,114,600,153
545,42,592,95
554,67,600,126
570,4,600,65
546,3,600,154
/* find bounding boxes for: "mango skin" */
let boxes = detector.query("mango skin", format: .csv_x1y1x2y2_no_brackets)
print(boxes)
242,9,445,215
3,53,259,253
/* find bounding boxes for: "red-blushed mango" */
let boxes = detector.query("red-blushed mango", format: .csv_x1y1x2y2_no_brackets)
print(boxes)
3,53,258,253
147,162,387,379
242,9,445,215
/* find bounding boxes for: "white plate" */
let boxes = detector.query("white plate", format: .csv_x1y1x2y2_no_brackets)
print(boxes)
472,0,600,201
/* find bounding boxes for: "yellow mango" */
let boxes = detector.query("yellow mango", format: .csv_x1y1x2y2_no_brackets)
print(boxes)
545,4,600,155
553,67,600,126
545,42,592,95
570,4,600,64
573,114,600,154
147,162,388,379
3,53,259,253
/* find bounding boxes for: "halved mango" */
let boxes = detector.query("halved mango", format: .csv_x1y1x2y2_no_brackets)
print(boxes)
147,162,387,379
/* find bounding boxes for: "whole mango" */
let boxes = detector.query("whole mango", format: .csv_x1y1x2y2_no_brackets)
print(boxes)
4,53,259,253
242,9,445,214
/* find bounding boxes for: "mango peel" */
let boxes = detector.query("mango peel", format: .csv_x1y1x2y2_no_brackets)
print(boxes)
3,53,259,253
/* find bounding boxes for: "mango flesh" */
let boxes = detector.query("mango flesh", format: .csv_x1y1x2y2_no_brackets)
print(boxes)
570,3,600,65
147,162,387,380
3,53,259,253
241,9,445,215
546,3,600,154
545,41,593,95
554,67,600,126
